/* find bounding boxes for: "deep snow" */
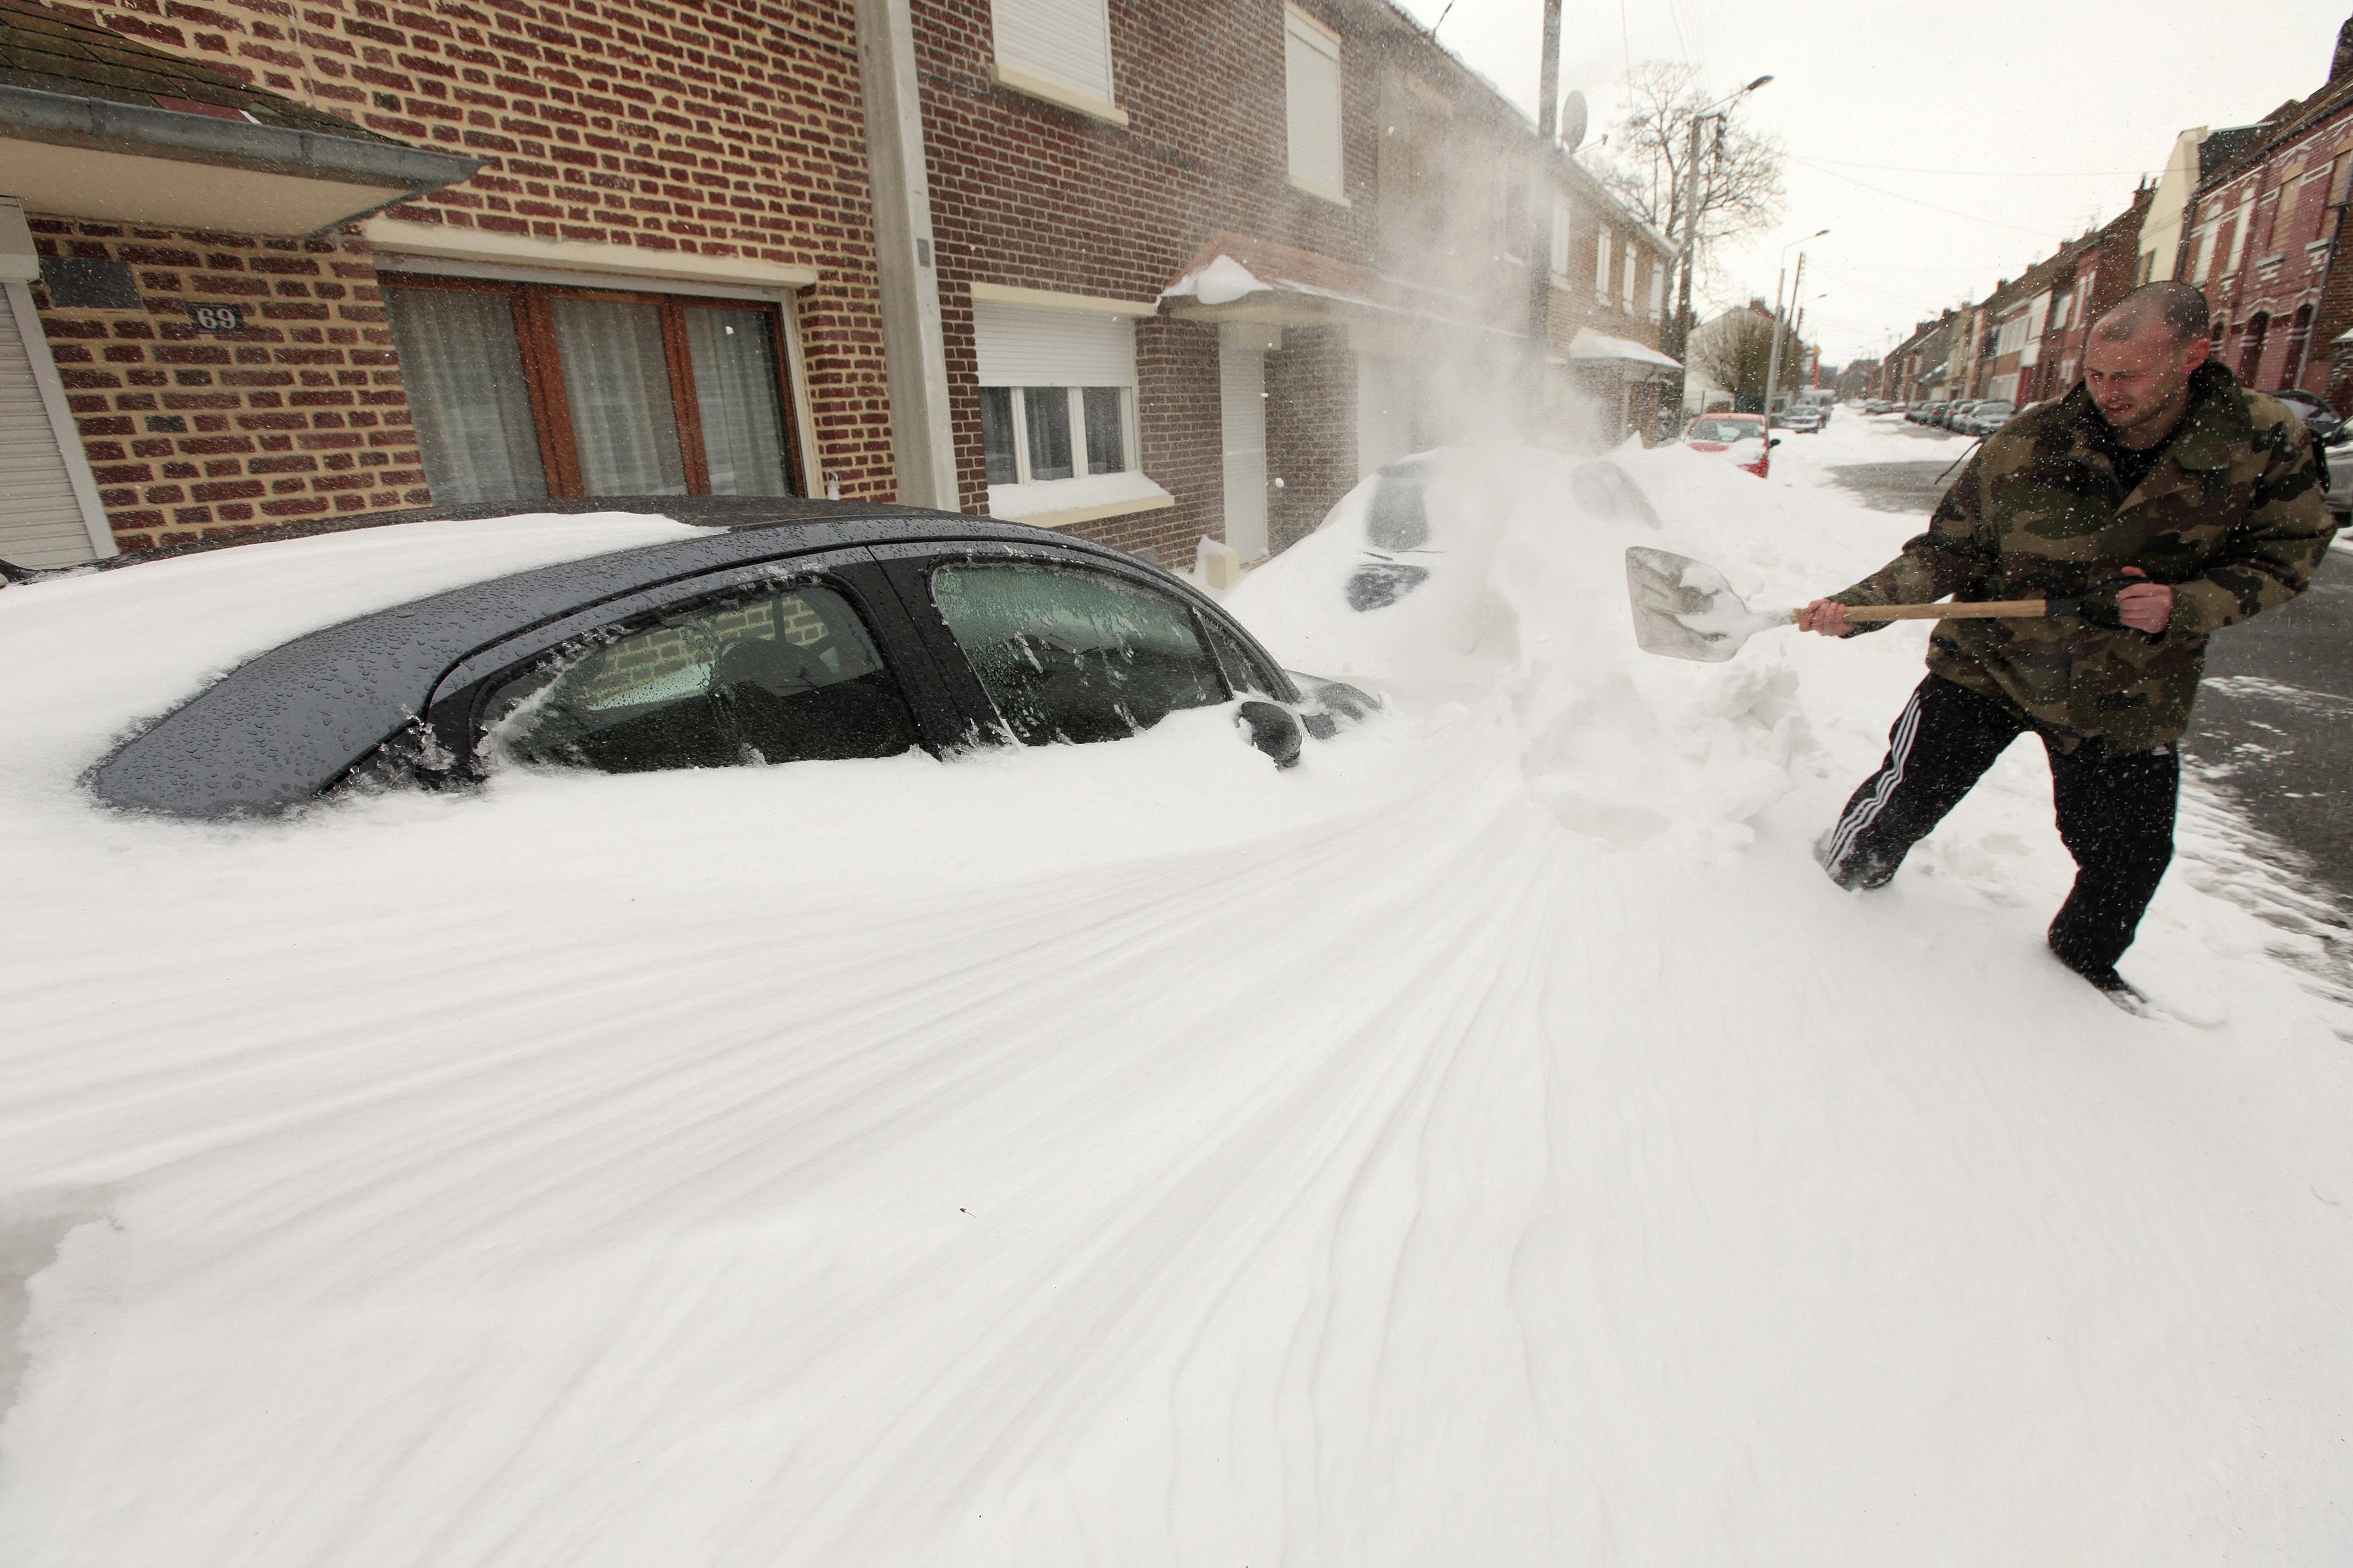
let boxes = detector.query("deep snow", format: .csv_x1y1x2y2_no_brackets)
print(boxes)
1,420,2350,1565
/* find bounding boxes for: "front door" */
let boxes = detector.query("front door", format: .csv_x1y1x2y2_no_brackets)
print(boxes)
1220,345,1269,561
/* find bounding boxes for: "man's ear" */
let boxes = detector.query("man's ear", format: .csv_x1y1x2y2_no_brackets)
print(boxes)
2183,335,2212,373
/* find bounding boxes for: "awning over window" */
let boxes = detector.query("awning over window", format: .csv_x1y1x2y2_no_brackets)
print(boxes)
0,0,479,235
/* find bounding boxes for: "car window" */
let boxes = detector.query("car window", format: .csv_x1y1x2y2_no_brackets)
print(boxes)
928,563,1230,744
1690,419,1759,442
481,580,920,772
1199,613,1277,696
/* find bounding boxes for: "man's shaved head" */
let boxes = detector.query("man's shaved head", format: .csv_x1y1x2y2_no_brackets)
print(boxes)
2094,282,2212,346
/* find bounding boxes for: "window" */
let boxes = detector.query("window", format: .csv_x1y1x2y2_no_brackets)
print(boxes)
929,564,1228,745
1648,261,1665,322
1595,229,1612,298
1284,4,1344,202
1620,239,1638,313
1548,197,1571,279
385,276,797,507
1497,169,1527,262
992,0,1117,117
481,581,919,774
972,300,1139,489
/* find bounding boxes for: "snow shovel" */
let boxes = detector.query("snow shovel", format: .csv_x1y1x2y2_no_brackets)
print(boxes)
1625,546,2061,663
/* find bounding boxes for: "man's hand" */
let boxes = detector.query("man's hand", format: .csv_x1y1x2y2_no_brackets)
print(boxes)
1798,599,1852,636
2114,566,2173,634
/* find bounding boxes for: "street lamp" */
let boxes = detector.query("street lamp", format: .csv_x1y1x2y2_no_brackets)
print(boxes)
1662,74,1773,428
1764,229,1827,424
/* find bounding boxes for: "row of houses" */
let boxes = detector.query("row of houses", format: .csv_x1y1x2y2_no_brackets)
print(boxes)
0,0,1681,573
1876,13,2353,415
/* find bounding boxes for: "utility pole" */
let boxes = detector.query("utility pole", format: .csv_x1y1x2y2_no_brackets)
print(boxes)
1525,0,1564,395
1764,249,1805,424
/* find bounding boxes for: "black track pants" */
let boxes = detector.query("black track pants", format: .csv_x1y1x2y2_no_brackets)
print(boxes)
1820,675,2180,972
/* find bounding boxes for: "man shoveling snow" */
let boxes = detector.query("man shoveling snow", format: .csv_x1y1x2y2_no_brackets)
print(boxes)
1798,282,2339,1009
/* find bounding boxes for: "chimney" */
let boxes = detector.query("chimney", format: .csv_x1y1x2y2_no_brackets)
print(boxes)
2334,15,2353,83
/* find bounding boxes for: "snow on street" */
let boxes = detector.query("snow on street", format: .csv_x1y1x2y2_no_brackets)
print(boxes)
3,419,2352,1565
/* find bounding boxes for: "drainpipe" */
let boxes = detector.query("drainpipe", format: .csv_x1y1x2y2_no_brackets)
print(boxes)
855,0,959,509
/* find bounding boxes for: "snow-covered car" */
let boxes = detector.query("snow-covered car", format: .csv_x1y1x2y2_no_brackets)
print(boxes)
18,500,1373,821
1683,413,1777,477
1776,407,1824,434
2270,387,2346,445
1955,400,2015,437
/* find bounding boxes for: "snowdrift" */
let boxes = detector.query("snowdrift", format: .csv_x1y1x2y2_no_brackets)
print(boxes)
3,434,2351,1565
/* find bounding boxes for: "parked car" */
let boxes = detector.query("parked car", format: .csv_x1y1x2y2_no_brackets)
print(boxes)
1683,413,1778,478
2268,388,2346,445
1956,401,2015,437
13,499,1374,819
2326,427,2353,520
1777,406,1825,434
1910,400,1950,425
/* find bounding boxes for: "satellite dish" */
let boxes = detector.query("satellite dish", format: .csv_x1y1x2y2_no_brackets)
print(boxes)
1558,89,1588,155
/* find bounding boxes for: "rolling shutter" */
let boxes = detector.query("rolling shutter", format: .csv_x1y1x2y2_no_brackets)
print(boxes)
993,0,1114,104
971,301,1135,387
1285,6,1343,198
1,280,110,567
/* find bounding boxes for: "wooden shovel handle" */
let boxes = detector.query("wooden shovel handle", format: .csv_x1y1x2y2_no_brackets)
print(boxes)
1831,600,2048,622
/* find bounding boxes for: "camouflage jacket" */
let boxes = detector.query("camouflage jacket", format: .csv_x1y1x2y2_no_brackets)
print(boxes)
1831,362,2339,751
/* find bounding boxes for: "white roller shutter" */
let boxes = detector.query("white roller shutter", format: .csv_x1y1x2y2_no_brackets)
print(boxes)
1,279,112,567
1284,5,1343,200
993,0,1114,105
972,300,1135,387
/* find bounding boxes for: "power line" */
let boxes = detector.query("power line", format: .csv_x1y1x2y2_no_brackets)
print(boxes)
1786,157,2077,241
1793,153,2159,179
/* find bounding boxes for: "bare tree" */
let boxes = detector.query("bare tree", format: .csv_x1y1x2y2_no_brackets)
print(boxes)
1691,309,1806,409
1591,63,1786,301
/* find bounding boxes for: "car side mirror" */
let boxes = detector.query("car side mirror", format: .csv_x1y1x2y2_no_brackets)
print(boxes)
1769,437,1784,448
1234,700,1304,769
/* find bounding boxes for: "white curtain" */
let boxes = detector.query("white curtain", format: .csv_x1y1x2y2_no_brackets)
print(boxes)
685,308,790,495
551,296,686,496
385,288,547,507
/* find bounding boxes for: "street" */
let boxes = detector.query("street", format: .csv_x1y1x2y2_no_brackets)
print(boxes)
1828,440,2353,923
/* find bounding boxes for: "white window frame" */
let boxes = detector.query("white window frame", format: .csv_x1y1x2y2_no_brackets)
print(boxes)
988,384,1139,487
1549,197,1572,281
1595,226,1612,298
1620,238,1637,313
992,0,1126,126
1283,3,1347,206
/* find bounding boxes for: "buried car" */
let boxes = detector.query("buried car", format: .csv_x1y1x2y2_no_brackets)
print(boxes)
1682,413,1778,478
17,499,1373,820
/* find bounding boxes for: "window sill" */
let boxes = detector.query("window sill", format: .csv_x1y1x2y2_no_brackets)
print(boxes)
987,470,1173,530
992,62,1129,127
1287,174,1350,208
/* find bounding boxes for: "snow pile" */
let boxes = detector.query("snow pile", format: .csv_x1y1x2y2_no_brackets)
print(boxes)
3,426,2352,1565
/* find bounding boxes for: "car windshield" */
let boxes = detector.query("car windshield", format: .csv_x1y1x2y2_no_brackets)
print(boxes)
1689,419,1759,442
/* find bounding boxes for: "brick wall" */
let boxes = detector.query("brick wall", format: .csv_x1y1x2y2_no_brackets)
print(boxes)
30,222,421,551
1265,324,1354,550
32,0,897,546
1130,316,1222,564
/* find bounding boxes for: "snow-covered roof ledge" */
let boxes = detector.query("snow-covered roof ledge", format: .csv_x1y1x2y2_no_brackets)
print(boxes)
986,469,1174,531
1159,253,1268,308
1568,327,1681,372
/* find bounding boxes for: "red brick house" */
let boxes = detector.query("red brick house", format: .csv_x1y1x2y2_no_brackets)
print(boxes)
889,0,1675,563
4,0,896,561
2182,19,2353,403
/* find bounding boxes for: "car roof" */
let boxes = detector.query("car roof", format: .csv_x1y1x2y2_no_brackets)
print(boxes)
87,499,1153,819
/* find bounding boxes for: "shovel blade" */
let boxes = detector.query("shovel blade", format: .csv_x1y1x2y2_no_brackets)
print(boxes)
1624,546,1780,662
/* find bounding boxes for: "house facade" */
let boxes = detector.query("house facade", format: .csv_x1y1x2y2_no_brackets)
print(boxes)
2182,25,2353,401
4,0,1678,573
5,0,899,563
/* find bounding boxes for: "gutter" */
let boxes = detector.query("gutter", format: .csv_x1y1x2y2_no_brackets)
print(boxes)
0,83,483,224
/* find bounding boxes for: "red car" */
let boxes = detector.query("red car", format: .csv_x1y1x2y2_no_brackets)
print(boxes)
1683,413,1778,478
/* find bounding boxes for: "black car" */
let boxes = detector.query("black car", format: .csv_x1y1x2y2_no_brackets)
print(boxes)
71,499,1373,820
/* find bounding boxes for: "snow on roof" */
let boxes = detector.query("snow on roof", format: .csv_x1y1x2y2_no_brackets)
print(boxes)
1568,327,1681,370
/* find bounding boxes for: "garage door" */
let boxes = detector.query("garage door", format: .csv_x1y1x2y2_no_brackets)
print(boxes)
2,278,112,567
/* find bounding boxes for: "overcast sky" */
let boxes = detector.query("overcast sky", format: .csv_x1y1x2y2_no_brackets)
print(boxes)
1388,0,2353,366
